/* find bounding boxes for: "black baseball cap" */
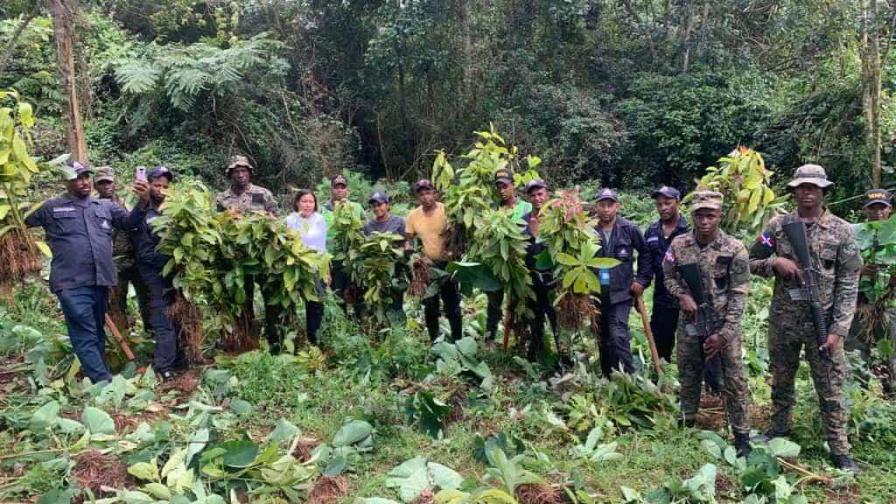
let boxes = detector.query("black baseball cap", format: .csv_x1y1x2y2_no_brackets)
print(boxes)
369,191,390,205
595,188,619,202
495,168,514,185
148,165,175,182
651,186,681,200
330,174,348,187
413,179,435,192
864,188,892,208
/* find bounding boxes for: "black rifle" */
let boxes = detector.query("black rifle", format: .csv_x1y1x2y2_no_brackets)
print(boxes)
781,220,830,357
678,263,721,349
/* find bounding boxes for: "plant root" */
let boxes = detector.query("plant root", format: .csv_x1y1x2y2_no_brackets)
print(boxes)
167,294,207,363
409,257,431,298
308,475,349,504
0,228,42,301
515,483,567,504
71,450,131,497
556,294,596,331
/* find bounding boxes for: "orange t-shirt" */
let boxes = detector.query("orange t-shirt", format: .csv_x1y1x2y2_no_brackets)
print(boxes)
406,202,449,261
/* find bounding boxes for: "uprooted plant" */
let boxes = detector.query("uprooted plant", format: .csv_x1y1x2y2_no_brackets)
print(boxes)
0,90,51,298
537,188,619,332
154,182,328,355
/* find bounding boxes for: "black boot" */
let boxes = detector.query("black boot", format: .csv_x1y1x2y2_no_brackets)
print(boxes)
830,454,862,474
734,433,751,458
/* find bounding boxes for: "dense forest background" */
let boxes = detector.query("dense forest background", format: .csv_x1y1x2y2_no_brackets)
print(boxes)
3,0,896,202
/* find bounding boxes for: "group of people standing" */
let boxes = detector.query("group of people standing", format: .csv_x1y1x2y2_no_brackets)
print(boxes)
24,154,889,473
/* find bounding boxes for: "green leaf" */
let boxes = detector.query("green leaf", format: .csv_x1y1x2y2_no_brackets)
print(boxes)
332,420,373,447
220,438,259,468
81,406,116,435
185,428,209,465
268,418,300,444
229,399,253,417
768,437,801,458
128,460,160,482
29,400,60,432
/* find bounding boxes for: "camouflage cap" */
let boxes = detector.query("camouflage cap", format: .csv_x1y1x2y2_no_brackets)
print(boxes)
226,155,253,174
94,166,114,183
369,191,389,205
331,174,348,187
863,188,892,208
413,179,434,192
786,164,833,189
690,190,724,212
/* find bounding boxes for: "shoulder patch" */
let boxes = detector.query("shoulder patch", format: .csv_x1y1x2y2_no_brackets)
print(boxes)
664,248,676,264
757,232,775,249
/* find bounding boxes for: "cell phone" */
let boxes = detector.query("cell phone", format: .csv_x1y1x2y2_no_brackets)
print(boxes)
135,166,147,182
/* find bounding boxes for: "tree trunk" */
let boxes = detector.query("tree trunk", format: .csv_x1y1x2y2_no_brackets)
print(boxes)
861,0,882,186
49,0,88,163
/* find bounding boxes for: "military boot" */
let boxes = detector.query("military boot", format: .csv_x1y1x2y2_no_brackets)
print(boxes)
734,433,751,458
830,454,861,474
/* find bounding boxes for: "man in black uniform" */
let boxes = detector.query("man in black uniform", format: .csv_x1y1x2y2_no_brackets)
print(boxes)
25,160,148,383
521,179,559,362
594,188,651,376
130,166,184,381
94,166,150,331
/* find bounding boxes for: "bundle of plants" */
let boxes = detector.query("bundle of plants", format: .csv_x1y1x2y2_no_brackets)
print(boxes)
431,125,542,258
0,91,50,298
219,211,329,351
329,201,366,304
538,189,619,331
687,146,786,235
344,231,406,325
855,215,896,346
460,207,534,343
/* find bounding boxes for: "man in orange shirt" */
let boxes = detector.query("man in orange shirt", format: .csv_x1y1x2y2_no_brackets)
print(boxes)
406,179,463,342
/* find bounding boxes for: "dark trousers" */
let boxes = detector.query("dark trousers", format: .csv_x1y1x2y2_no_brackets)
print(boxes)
242,275,281,349
109,263,151,330
331,261,361,317
598,299,635,376
57,286,112,383
423,276,463,342
306,300,324,344
139,265,182,373
527,283,559,361
651,302,679,362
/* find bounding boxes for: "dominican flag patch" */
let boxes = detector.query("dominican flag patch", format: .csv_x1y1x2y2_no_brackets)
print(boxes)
757,232,775,249
664,249,675,263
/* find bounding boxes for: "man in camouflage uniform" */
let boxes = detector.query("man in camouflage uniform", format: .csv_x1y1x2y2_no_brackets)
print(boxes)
94,166,150,331
847,188,896,397
663,191,752,457
749,164,862,472
215,155,283,352
215,155,279,214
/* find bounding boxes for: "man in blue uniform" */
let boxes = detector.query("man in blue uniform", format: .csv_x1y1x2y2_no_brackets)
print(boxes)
25,160,148,383
594,188,651,375
130,166,184,381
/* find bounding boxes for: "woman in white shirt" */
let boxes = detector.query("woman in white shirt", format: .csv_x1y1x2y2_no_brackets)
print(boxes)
285,189,327,344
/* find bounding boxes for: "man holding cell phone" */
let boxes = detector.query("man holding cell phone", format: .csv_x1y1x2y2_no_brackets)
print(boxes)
25,159,150,383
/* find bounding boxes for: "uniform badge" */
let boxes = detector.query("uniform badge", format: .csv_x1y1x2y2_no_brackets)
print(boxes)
664,249,675,263
101,219,110,229
757,232,775,249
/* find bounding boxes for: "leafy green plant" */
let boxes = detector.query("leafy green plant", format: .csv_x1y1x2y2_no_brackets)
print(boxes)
854,215,896,346
404,389,451,439
0,90,49,296
688,147,786,234
430,337,494,390
346,231,407,324
537,188,618,331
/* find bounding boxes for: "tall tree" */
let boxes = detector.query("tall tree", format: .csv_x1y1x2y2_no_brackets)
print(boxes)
49,0,87,163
